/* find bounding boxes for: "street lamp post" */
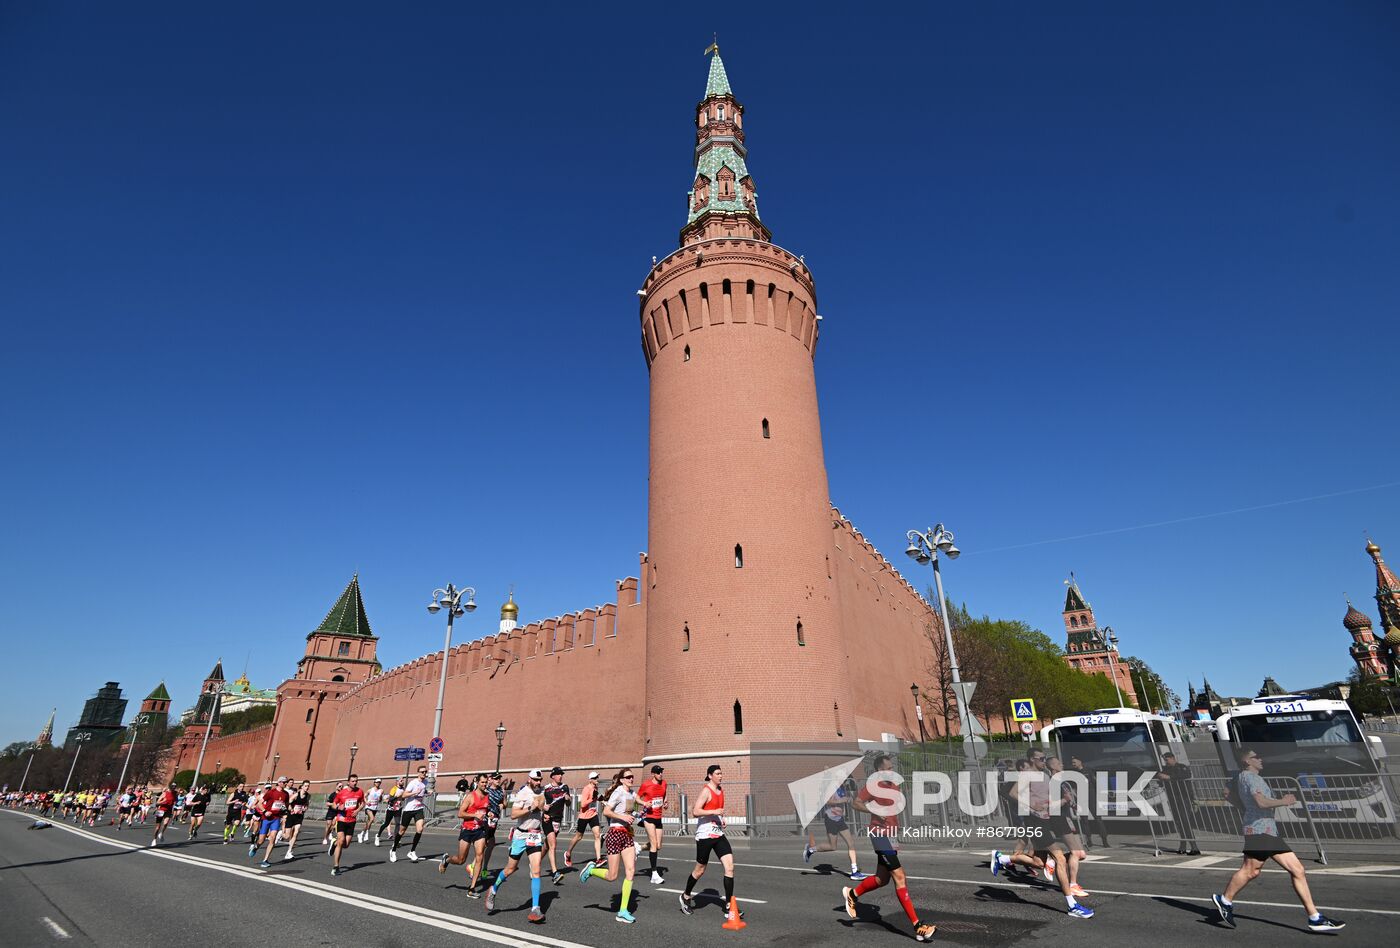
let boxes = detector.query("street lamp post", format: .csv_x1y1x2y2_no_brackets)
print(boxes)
906,523,976,757
17,744,37,793
62,733,92,794
188,680,225,794
494,722,507,773
347,742,358,781
271,752,280,782
910,683,929,744
1100,626,1126,707
114,716,147,794
427,583,476,797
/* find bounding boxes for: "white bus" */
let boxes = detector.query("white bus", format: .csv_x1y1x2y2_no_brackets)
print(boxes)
1040,707,1191,819
1213,695,1393,824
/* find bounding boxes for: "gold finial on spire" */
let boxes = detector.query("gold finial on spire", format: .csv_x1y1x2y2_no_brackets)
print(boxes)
705,34,719,56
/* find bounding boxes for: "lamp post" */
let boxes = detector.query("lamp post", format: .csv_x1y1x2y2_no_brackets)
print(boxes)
62,732,92,794
271,752,280,783
188,680,225,794
114,715,147,795
427,583,476,795
1100,626,1126,707
494,722,507,773
910,683,928,744
347,742,358,781
906,523,975,756
17,743,38,794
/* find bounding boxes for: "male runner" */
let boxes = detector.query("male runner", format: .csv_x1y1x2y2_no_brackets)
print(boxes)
485,769,548,923
803,780,867,879
635,764,668,883
391,766,429,862
117,787,135,830
223,783,248,842
679,764,743,927
479,772,506,880
439,775,490,895
253,776,290,868
151,784,176,847
330,774,366,877
377,777,406,845
843,753,938,942
323,782,345,852
990,748,1093,918
359,777,384,843
188,784,212,838
542,767,572,884
563,771,602,868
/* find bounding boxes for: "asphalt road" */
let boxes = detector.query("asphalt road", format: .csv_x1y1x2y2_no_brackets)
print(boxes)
3,809,1396,946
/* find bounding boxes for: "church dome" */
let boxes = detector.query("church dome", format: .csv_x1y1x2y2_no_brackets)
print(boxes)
1385,625,1400,647
500,592,519,618
1367,539,1382,556
1344,603,1373,631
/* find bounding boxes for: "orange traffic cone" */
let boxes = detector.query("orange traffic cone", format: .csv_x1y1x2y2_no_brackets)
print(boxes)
722,897,747,930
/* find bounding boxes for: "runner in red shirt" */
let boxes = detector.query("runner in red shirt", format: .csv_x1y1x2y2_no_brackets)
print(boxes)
843,753,936,942
150,785,176,847
329,774,366,877
439,774,491,894
255,777,291,868
634,765,669,884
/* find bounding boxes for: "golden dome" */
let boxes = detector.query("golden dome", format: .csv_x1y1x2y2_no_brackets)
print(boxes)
500,592,519,618
1367,538,1382,556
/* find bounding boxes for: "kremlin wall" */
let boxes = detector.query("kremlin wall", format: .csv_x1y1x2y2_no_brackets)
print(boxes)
164,51,948,791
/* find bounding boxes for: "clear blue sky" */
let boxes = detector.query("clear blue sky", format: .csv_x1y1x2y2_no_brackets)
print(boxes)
3,2,1398,743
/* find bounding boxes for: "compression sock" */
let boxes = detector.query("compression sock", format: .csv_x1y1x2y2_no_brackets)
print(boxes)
649,849,658,872
684,872,698,896
621,879,633,912
724,875,734,902
411,831,422,851
492,870,507,891
530,876,541,908
587,866,609,878
855,875,883,897
895,887,919,926
392,832,402,851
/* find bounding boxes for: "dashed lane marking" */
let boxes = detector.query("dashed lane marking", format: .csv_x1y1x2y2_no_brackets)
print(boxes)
40,917,71,940
655,887,767,904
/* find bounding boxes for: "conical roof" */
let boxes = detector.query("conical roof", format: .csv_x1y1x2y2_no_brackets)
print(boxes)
206,660,225,682
1369,541,1400,594
146,681,171,701
705,50,732,97
1064,576,1089,612
312,574,375,639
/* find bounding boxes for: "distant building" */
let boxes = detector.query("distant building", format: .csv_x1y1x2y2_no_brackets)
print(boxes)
1060,575,1137,706
35,707,55,748
219,672,277,716
64,682,128,749
135,682,172,732
1342,539,1400,679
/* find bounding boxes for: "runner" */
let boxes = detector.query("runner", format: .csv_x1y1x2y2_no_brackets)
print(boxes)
172,787,187,825
150,783,176,847
329,774,366,877
1047,756,1090,898
1210,747,1345,932
563,771,603,869
116,786,135,830
282,780,312,860
843,753,937,942
803,779,867,880
678,764,743,927
223,783,248,843
243,784,265,841
484,768,549,923
359,777,385,844
577,768,642,924
479,772,506,882
390,766,430,863
990,748,1092,918
542,767,572,884
253,776,291,869
322,782,345,852
635,764,669,884
439,774,490,896
187,784,212,838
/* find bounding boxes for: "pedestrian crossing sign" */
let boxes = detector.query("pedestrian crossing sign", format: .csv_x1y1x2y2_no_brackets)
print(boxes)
1011,698,1036,722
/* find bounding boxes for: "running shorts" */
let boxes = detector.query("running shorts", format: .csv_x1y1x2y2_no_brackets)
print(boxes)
695,836,733,864
823,815,848,836
155,808,170,821
575,815,599,832
509,830,543,858
605,826,633,856
190,806,207,817
286,813,305,827
872,837,901,871
642,816,663,829
259,817,283,834
336,820,356,837
1242,833,1292,859
400,808,424,827
459,826,487,844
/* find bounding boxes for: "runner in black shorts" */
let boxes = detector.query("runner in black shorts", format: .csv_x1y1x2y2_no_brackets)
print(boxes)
323,782,344,852
187,785,211,839
679,764,742,927
223,784,248,843
439,775,490,895
282,780,311,860
542,767,572,885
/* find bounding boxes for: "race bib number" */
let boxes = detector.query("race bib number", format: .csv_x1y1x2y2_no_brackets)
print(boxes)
271,801,286,812
696,820,724,840
343,798,358,811
523,830,543,847
156,808,169,819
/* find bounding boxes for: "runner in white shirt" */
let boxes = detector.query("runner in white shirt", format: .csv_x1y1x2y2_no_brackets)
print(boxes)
577,768,643,924
391,765,429,863
359,778,385,843
484,769,549,923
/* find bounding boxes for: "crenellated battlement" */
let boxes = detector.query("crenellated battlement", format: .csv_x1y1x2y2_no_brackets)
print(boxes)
830,504,937,615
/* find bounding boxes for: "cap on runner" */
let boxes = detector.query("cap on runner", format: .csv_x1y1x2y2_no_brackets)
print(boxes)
587,771,600,780
650,765,665,774
529,769,543,779
550,767,565,776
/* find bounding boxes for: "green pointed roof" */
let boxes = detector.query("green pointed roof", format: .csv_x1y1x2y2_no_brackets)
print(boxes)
312,574,375,639
705,51,732,97
146,681,171,701
1064,581,1088,613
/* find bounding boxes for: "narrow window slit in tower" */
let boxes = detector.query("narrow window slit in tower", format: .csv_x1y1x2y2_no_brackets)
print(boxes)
834,702,842,736
683,622,690,651
733,700,743,735
762,418,769,438
734,544,743,568
797,619,804,647
684,345,691,362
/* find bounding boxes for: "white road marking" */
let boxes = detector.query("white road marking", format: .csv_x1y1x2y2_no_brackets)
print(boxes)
656,887,767,904
40,917,71,939
1177,855,1232,868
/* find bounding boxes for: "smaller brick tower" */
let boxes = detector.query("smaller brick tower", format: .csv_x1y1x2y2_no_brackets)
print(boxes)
137,681,173,731
1061,575,1137,706
35,707,55,748
169,662,225,774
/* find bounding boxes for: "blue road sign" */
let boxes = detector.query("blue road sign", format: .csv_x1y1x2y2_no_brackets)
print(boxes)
1010,699,1037,722
429,736,444,754
394,747,411,761
409,746,425,761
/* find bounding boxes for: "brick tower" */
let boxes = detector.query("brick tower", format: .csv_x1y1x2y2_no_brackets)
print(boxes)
137,681,173,731
641,47,854,759
1060,575,1137,706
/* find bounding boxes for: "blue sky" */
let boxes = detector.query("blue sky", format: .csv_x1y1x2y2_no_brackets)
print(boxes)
3,2,1398,742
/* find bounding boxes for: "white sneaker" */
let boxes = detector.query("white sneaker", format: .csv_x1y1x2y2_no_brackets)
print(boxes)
374,835,380,847
633,841,643,856
390,849,398,863
650,871,663,885
357,831,365,844
408,851,420,862
283,851,294,861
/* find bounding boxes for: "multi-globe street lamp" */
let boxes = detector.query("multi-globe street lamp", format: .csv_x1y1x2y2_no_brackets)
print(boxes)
909,683,928,743
1099,625,1126,707
906,523,976,755
62,732,92,794
347,742,358,781
427,582,475,795
495,722,507,773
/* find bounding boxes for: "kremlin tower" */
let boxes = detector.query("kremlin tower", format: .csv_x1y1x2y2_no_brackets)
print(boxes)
36,708,55,748
1060,575,1138,706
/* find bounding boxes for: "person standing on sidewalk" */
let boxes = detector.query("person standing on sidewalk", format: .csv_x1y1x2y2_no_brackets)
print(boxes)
1211,747,1344,933
1155,752,1201,855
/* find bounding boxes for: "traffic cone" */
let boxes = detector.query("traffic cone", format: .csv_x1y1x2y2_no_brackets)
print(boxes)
721,897,746,930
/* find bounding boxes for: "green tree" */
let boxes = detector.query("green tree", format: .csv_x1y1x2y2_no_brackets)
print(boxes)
1123,655,1178,711
216,704,274,736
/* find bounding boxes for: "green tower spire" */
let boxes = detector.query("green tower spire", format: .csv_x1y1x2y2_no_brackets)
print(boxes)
705,49,732,97
311,573,374,639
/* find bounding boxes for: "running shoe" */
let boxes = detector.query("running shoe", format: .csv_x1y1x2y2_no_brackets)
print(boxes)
990,849,1003,877
804,833,814,864
374,835,381,846
1066,903,1094,920
1070,884,1090,898
389,849,398,863
484,887,496,913
1212,894,1235,928
842,886,858,919
284,852,294,861
552,870,564,886
260,860,271,869
408,851,420,862
1043,856,1057,882
150,839,158,848
616,910,636,924
438,854,449,874
465,889,482,899
915,923,937,942
248,844,257,858
849,870,868,881
651,870,663,884
679,893,694,916
564,851,573,868
528,907,545,924
578,861,595,884
1308,914,1345,932
331,867,340,877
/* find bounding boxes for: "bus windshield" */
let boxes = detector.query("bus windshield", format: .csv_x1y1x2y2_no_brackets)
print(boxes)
1227,711,1373,776
1054,722,1157,772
